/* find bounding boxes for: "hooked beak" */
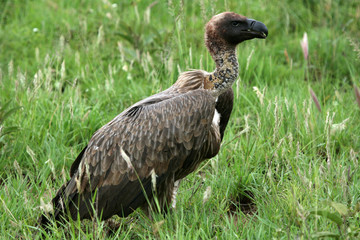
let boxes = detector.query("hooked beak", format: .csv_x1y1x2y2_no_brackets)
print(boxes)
244,19,268,39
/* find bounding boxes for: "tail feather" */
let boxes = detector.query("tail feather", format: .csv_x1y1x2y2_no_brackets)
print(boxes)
38,183,70,230
38,211,52,231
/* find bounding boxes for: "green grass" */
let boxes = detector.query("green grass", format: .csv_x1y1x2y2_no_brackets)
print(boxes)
1,0,360,239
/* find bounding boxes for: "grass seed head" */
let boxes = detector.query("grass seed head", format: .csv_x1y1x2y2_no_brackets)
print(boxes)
203,186,212,204
40,197,54,214
354,86,360,109
60,61,66,81
331,118,350,135
300,32,309,61
309,87,321,112
8,60,13,77
253,86,265,106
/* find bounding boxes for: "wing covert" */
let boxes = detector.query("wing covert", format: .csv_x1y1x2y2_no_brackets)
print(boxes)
74,89,216,194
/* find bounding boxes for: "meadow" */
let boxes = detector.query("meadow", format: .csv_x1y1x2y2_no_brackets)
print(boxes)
0,0,360,239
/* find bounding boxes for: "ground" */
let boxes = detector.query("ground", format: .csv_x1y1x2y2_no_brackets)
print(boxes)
0,0,359,239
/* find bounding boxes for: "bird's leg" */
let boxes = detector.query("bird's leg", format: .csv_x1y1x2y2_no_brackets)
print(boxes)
171,180,181,209
143,177,181,218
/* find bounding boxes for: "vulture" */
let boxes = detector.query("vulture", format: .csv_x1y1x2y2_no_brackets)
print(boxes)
39,12,268,227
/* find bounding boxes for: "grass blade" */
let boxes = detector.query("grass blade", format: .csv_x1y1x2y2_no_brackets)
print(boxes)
311,231,340,239
309,209,343,226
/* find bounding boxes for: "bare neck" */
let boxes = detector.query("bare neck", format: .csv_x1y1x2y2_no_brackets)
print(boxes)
171,39,239,96
204,43,239,96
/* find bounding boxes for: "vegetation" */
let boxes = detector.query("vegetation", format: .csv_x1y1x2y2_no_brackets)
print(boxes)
1,0,359,238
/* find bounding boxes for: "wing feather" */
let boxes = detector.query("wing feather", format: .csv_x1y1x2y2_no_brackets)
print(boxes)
65,89,217,219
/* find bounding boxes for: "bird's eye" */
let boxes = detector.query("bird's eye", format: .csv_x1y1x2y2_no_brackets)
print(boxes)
232,21,240,27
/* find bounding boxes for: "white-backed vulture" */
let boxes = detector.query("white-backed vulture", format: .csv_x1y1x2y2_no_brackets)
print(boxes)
39,12,268,227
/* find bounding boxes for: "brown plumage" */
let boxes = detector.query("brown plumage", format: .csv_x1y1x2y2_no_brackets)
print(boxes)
39,12,267,227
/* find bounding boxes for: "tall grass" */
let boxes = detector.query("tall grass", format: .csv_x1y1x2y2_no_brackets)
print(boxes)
0,0,359,238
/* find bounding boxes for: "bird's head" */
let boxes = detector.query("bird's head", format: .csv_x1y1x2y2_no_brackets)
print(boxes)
205,12,268,52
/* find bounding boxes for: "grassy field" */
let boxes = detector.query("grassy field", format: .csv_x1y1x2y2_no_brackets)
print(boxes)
1,0,360,239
